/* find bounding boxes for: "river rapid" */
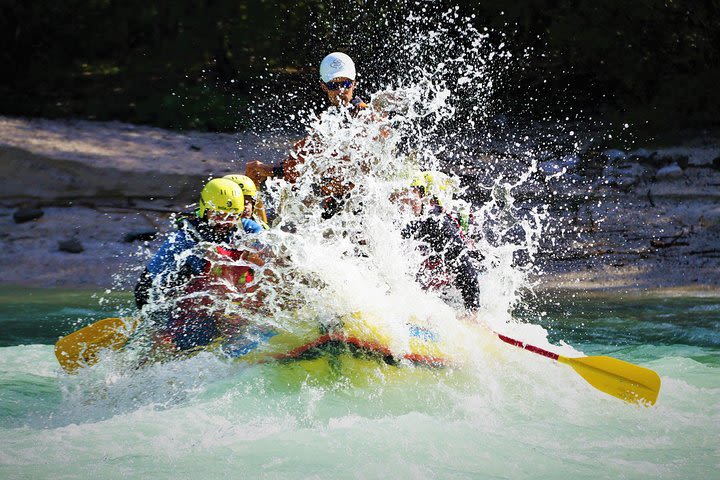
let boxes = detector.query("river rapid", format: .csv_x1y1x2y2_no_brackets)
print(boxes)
0,288,718,479
2,5,719,479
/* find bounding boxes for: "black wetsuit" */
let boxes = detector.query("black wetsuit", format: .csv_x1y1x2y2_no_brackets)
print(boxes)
402,206,481,310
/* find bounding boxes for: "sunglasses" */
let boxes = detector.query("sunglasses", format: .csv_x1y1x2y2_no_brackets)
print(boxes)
325,80,354,90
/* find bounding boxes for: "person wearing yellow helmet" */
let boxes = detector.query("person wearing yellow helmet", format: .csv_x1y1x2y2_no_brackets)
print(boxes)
223,174,258,202
196,177,245,234
400,171,482,311
410,169,474,233
134,178,265,351
410,170,458,207
223,174,269,229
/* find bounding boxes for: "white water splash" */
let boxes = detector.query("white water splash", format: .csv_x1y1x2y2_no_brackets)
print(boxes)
104,6,582,371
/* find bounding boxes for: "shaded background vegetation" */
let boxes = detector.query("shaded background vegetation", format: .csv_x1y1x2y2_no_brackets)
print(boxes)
1,0,718,137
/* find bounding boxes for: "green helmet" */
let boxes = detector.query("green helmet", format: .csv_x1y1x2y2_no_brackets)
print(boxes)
223,174,258,201
198,178,244,218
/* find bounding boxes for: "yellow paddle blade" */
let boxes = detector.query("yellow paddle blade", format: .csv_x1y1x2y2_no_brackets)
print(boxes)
54,317,138,373
558,355,661,405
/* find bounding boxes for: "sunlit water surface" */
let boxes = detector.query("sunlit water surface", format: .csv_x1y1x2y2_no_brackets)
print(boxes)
0,287,717,479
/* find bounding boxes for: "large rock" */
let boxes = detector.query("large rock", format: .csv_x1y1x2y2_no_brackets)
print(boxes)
0,116,297,205
0,145,206,204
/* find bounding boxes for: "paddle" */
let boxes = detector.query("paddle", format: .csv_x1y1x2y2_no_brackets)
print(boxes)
495,332,661,405
55,317,139,373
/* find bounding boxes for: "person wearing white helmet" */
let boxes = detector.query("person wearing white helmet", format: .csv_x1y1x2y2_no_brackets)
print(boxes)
318,51,367,110
244,52,369,194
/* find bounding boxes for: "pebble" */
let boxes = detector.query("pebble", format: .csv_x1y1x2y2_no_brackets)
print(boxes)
538,161,564,175
603,149,626,163
123,230,158,243
539,155,579,176
13,207,44,224
603,163,646,188
58,239,84,253
628,148,651,161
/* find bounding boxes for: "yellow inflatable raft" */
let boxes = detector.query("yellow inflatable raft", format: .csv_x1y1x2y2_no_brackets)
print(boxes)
218,311,453,368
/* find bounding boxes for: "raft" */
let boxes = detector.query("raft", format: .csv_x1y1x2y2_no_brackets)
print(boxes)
216,311,453,368
54,309,470,376
55,313,662,406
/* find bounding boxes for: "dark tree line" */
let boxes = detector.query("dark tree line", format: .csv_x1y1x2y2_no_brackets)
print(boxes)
1,0,718,134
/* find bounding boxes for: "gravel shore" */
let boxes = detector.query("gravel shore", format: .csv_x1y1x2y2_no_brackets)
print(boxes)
1,115,718,294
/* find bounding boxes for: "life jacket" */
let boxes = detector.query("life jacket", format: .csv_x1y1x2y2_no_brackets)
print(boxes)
413,207,468,292
445,209,474,236
165,243,260,350
417,255,453,291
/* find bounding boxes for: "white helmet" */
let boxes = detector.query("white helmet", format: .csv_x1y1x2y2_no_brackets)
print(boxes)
320,52,356,83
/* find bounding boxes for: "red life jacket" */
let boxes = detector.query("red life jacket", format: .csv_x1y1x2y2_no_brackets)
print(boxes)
417,255,453,291
164,245,259,349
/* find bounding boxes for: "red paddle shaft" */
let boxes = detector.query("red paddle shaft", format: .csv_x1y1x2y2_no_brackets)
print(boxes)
496,333,560,361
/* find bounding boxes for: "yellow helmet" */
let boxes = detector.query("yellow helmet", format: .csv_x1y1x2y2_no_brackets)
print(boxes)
409,170,457,206
198,178,244,218
410,171,428,191
223,174,258,201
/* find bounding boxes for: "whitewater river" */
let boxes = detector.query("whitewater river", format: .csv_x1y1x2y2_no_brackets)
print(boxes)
0,286,717,479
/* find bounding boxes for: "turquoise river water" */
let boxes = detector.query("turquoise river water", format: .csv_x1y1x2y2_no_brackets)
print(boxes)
0,287,718,479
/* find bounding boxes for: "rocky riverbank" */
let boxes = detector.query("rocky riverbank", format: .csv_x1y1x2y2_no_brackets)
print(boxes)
1,115,719,294
533,140,720,293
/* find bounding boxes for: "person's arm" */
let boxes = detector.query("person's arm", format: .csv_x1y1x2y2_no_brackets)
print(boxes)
253,196,269,225
244,160,276,187
134,235,179,309
244,138,309,187
281,138,307,183
134,231,204,309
